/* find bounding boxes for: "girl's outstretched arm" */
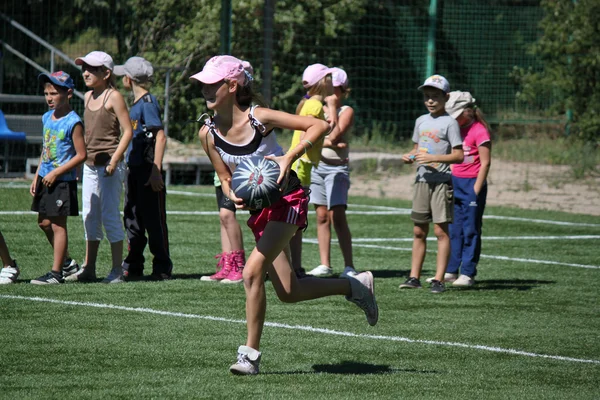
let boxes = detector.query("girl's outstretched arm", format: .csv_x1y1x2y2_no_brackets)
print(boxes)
257,108,330,183
325,106,354,146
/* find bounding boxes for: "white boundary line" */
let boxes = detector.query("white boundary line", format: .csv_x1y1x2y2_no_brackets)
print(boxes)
302,239,600,269
1,294,597,365
351,236,600,242
1,184,599,224
1,209,600,223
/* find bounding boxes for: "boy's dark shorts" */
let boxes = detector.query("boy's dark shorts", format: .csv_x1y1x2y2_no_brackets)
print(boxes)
31,176,79,217
215,186,236,213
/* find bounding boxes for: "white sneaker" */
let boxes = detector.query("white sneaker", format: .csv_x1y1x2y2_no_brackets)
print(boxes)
426,273,458,283
65,266,97,282
452,274,474,286
344,271,378,326
306,264,333,277
0,264,19,284
340,266,357,278
61,258,81,278
230,345,261,375
102,267,124,283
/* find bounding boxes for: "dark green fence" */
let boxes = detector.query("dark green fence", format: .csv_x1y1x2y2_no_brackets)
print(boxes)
0,0,554,143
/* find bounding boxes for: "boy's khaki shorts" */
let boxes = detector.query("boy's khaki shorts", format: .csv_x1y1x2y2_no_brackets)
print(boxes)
411,181,454,224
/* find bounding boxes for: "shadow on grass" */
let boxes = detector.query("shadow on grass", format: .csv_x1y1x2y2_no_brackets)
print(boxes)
371,269,411,279
263,361,438,376
459,279,555,291
172,273,208,280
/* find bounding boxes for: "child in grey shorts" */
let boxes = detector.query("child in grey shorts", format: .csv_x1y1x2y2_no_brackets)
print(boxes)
399,75,463,294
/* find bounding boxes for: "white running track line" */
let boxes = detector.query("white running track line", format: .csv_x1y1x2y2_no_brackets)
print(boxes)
0,294,597,365
302,239,600,269
0,209,599,223
351,236,600,242
2,184,599,226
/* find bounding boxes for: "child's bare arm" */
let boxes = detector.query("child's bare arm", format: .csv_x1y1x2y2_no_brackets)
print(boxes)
106,92,133,176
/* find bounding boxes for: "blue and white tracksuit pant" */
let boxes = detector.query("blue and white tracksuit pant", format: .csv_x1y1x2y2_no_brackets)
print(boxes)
447,176,487,278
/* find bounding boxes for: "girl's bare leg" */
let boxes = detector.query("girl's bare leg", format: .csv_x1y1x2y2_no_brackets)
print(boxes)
243,221,351,350
315,205,331,266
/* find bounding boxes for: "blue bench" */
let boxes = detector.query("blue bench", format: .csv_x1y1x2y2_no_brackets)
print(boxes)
0,110,27,176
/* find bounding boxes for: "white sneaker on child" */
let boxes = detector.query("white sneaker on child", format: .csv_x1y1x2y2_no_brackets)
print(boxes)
343,271,378,326
65,265,97,282
102,267,124,283
426,273,458,283
61,258,81,279
0,263,19,284
306,264,333,277
452,274,474,286
230,345,261,375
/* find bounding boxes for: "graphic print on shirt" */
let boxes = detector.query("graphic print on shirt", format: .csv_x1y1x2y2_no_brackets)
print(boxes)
418,130,441,169
42,128,65,168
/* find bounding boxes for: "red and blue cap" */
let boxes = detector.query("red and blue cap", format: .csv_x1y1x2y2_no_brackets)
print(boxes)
38,71,75,90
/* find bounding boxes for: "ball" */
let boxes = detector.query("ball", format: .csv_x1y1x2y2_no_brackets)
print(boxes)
231,156,281,209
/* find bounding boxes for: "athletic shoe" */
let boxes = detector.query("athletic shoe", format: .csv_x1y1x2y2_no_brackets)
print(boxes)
222,250,245,283
64,266,97,282
452,274,474,287
31,271,64,285
123,269,144,281
0,261,19,284
430,279,445,293
344,271,378,326
148,272,171,281
61,258,81,279
221,265,243,284
102,267,124,284
295,267,308,279
399,277,422,289
230,345,261,375
201,252,232,282
426,273,458,284
340,266,358,278
306,264,333,277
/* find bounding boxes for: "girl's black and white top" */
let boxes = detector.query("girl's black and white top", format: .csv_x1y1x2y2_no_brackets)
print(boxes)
204,105,302,195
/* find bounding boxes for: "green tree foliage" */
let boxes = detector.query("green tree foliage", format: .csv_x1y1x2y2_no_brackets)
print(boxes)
514,0,600,143
121,0,369,142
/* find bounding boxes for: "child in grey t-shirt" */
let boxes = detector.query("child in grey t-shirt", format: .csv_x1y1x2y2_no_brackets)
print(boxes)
400,75,464,294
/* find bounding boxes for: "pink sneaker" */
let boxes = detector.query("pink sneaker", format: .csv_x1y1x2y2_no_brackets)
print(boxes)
201,252,232,281
221,250,245,284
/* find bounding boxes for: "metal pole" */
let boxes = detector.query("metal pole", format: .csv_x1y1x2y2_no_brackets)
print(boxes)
566,0,577,136
425,0,438,79
50,49,55,73
220,0,232,54
163,68,171,137
262,0,275,104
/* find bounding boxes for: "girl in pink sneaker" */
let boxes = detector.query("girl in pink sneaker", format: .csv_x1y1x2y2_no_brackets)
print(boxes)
200,61,254,284
193,55,378,375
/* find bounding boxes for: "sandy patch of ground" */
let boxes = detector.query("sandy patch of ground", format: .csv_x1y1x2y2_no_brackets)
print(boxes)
350,160,600,216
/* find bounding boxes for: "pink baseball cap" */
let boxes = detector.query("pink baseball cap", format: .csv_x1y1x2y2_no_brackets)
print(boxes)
331,67,348,88
190,55,247,85
302,63,334,88
241,60,254,75
75,51,114,71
